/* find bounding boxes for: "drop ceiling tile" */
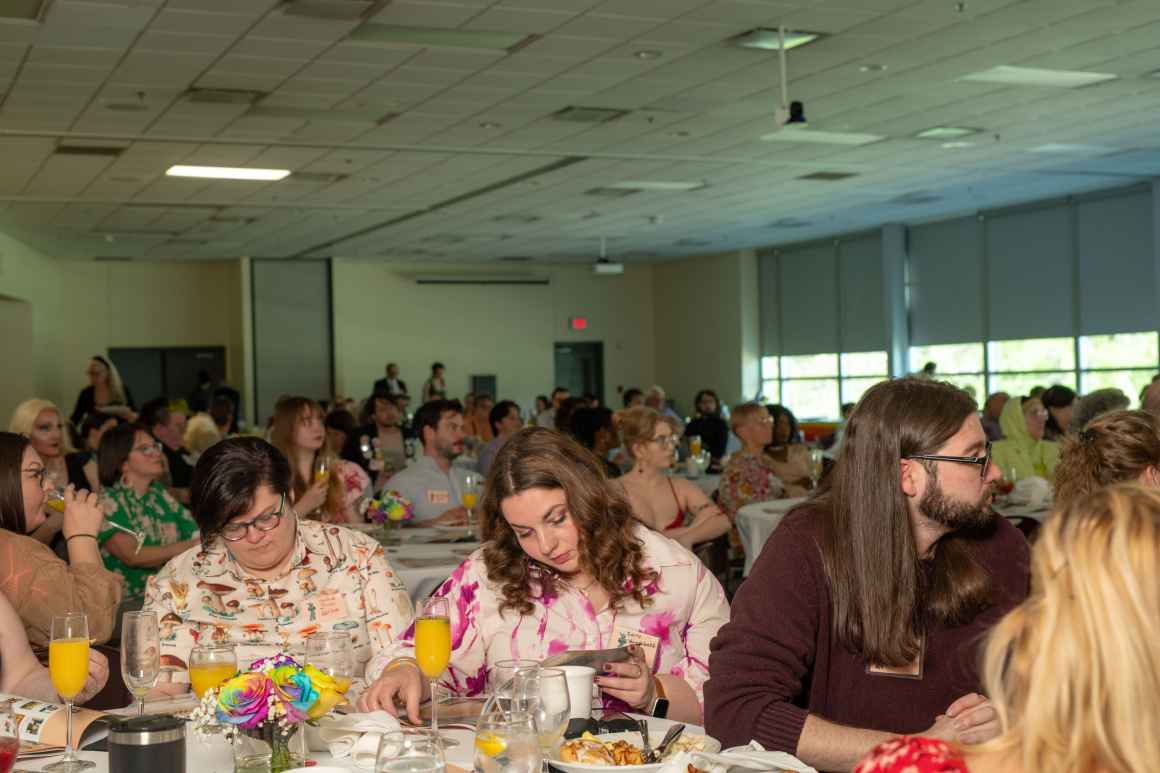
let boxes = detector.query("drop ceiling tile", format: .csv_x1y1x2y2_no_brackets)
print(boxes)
371,1,484,28
248,14,360,43
519,35,619,58
462,7,577,34
550,14,661,40
20,61,112,83
152,10,257,37
137,31,235,56
27,46,124,68
0,22,38,45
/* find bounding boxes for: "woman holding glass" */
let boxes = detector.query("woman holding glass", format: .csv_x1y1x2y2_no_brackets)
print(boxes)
0,432,122,647
359,427,731,724
614,407,731,549
97,423,200,603
8,398,77,545
270,396,370,524
143,436,413,699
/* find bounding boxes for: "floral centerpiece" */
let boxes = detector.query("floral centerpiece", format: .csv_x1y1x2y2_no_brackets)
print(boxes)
366,490,414,543
191,653,349,773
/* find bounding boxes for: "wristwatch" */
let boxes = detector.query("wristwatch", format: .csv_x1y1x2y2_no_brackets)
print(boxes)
648,678,669,718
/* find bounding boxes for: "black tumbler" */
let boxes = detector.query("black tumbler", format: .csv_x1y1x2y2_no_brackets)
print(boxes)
109,715,185,773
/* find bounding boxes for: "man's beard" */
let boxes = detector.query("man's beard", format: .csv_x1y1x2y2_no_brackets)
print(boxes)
918,472,994,531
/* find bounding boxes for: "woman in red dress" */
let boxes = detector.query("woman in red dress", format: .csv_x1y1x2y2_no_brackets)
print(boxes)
856,482,1160,773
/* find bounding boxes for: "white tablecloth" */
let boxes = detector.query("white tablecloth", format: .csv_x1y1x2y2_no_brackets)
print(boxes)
736,497,806,576
23,715,697,773
347,524,479,603
680,473,721,497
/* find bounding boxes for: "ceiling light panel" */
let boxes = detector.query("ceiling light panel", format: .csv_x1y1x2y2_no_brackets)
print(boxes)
728,28,823,51
960,65,1117,88
761,129,885,146
915,126,981,140
166,165,291,181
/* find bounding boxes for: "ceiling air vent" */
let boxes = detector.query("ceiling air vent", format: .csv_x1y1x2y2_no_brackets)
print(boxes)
552,106,629,124
892,191,942,205
287,172,348,184
183,88,265,106
796,171,858,181
55,144,126,157
281,0,373,21
95,256,134,262
768,218,812,228
585,187,639,198
492,214,541,224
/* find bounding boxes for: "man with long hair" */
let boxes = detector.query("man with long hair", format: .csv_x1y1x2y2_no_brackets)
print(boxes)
705,379,1030,772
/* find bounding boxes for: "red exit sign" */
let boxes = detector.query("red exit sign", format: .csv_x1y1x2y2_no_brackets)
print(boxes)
569,317,588,331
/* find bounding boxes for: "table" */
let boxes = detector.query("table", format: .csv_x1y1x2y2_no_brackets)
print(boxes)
346,524,481,603
994,501,1052,523
735,497,806,576
22,715,697,773
680,473,721,497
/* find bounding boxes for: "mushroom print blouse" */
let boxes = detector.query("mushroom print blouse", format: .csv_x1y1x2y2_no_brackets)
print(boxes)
369,525,731,719
143,520,413,689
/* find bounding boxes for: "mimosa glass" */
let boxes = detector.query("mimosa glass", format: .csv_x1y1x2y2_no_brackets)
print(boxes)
45,614,93,772
462,473,482,538
189,643,237,698
120,611,160,716
414,597,451,734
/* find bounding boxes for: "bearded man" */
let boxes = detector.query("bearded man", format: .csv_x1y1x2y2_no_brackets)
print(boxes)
706,379,1030,773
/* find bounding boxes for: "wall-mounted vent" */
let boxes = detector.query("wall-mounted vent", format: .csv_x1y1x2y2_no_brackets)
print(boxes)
498,256,533,262
552,106,629,124
676,238,712,247
796,171,858,181
1,0,47,21
184,88,266,106
95,255,134,262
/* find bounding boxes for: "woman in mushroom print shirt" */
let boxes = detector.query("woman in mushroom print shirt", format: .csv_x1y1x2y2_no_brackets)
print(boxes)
360,427,730,724
142,437,412,698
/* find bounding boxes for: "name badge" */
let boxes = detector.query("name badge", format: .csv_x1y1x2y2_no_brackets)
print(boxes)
866,634,925,680
427,490,450,505
613,627,661,670
315,588,350,625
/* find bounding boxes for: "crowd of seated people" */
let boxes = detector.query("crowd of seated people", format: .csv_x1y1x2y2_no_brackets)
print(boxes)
2,355,1159,773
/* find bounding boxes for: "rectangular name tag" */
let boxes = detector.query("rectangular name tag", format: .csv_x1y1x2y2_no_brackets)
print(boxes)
426,489,450,505
613,627,662,671
866,635,925,680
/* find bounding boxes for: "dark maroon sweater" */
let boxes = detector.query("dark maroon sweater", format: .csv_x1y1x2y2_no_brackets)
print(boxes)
704,506,1029,754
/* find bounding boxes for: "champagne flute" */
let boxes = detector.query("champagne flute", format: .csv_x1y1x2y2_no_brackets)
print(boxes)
45,488,146,551
314,455,332,484
0,703,18,773
807,448,824,488
305,632,356,693
514,669,570,759
45,614,93,772
121,611,160,717
688,435,703,457
188,643,237,699
414,597,451,734
461,473,482,538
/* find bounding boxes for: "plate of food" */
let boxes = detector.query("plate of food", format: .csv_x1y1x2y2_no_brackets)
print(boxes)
552,730,720,773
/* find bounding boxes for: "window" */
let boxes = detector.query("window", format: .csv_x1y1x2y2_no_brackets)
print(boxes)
760,356,780,404
839,351,888,406
1079,332,1158,402
760,351,886,420
988,336,1075,372
909,343,984,376
781,379,839,421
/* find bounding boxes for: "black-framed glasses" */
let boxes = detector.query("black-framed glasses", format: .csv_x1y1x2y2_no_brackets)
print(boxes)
904,441,993,479
221,494,286,541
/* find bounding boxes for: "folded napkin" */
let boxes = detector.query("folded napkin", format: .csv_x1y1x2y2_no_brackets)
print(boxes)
659,741,817,773
312,711,402,769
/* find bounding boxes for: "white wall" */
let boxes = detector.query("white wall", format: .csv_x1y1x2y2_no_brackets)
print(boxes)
0,229,247,421
652,250,760,411
331,261,657,411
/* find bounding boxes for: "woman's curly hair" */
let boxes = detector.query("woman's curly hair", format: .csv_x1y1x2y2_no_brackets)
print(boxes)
480,427,658,616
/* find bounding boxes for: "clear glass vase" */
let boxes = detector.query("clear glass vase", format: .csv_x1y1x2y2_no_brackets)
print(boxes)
233,723,307,773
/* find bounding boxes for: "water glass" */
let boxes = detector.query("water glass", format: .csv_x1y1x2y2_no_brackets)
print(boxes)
305,631,356,694
376,729,445,773
121,611,160,716
488,660,539,717
514,668,570,756
473,713,541,773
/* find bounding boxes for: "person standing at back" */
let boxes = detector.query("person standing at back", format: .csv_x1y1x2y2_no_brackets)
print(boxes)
421,362,447,403
374,362,408,398
706,379,1030,772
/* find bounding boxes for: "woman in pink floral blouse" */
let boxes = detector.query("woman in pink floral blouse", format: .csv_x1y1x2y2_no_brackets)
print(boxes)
270,396,370,524
717,403,786,520
359,427,730,723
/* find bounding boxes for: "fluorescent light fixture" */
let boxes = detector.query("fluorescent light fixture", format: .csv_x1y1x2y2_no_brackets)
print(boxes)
593,260,624,275
941,141,975,149
608,180,706,191
761,128,884,146
1029,143,1107,154
915,126,981,140
166,165,291,181
729,28,823,51
960,65,1117,88
349,24,528,51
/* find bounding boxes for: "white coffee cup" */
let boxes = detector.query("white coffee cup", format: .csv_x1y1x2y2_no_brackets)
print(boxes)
558,665,596,720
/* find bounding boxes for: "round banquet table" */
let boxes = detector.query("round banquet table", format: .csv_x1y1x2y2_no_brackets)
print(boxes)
735,497,806,576
346,524,480,603
21,715,701,773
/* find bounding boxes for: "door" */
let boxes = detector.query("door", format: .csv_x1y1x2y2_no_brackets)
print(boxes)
553,342,604,402
108,346,227,407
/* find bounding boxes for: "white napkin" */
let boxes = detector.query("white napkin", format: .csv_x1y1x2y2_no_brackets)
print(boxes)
313,711,402,769
658,741,817,773
1012,476,1051,508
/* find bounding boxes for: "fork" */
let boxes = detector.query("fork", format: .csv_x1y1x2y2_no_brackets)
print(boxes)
636,718,655,763
651,723,686,762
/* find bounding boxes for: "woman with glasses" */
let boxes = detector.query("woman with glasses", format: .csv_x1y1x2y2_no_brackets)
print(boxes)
142,437,412,698
96,423,200,604
8,398,77,545
718,403,786,521
614,407,730,549
990,394,1060,483
0,432,122,647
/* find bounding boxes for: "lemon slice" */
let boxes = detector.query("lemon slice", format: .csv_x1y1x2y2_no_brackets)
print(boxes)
475,733,508,758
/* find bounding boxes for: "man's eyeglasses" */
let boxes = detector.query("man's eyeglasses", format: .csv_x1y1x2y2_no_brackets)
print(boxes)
904,441,993,479
221,494,286,541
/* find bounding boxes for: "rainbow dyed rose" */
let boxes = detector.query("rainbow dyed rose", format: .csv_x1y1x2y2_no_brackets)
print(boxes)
367,491,414,524
270,665,319,722
215,672,272,729
302,664,346,720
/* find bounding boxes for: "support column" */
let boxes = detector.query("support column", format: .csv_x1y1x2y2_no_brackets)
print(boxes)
881,224,909,378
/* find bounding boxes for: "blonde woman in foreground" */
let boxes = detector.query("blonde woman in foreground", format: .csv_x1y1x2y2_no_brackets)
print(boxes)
855,483,1160,773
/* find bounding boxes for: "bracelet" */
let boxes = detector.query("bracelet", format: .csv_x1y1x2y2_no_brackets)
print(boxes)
66,534,98,543
384,658,419,674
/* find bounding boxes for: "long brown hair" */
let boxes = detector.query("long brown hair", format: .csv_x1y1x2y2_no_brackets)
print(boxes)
0,432,32,533
817,378,993,667
1053,410,1160,512
269,396,342,519
481,427,658,616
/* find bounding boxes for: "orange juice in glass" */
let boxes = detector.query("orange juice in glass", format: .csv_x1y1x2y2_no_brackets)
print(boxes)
688,435,703,457
415,597,451,734
189,643,237,698
45,614,93,773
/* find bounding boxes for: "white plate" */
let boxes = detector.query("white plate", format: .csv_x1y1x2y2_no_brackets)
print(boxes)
551,730,720,773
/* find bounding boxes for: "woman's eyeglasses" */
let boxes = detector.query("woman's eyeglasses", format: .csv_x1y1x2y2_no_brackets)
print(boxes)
221,494,287,541
651,434,680,448
904,441,993,479
132,441,163,456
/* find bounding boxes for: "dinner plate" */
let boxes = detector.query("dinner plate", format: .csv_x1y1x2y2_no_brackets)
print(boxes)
550,729,720,773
